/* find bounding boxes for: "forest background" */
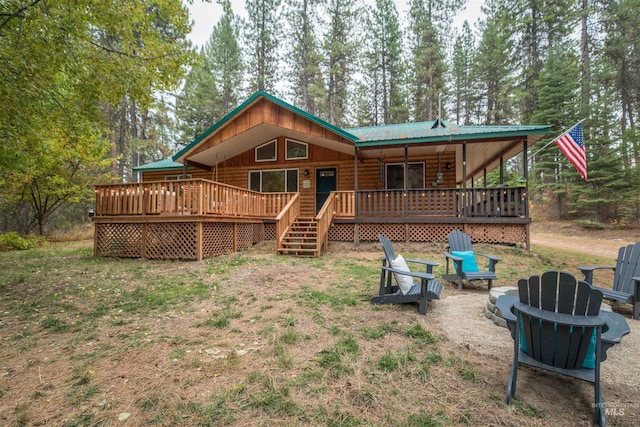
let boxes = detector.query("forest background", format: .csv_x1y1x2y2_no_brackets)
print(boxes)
2,0,639,237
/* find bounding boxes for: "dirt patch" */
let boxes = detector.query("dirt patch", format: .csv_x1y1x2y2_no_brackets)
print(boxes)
530,220,639,258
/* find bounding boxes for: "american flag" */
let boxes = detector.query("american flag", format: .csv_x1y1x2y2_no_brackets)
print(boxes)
556,123,587,181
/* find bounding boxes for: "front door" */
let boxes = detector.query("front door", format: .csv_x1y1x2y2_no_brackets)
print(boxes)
316,168,337,214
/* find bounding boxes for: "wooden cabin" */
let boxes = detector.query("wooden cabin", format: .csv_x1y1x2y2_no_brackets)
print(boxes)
92,91,550,260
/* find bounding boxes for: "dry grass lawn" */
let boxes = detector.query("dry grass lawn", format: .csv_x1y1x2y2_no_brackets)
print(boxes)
0,227,639,426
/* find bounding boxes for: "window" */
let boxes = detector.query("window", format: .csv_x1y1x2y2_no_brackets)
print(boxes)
164,174,192,180
285,139,308,160
255,139,277,162
249,169,298,193
386,162,425,189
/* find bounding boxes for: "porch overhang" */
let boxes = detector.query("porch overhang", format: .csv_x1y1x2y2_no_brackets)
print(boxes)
350,122,550,184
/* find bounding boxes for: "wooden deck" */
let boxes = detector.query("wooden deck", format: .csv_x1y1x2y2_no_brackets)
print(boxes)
92,179,530,259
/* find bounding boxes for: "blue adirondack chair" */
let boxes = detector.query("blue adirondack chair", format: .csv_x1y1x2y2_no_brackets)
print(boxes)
496,271,630,426
443,230,501,290
577,242,640,320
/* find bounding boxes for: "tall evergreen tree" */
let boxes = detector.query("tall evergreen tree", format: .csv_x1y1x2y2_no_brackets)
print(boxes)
175,50,222,146
530,43,582,219
208,0,243,114
474,1,516,124
364,0,407,125
245,0,282,94
323,0,359,126
513,0,578,122
451,21,477,125
285,0,326,116
407,0,462,121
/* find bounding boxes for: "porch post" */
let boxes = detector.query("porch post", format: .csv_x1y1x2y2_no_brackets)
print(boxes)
499,156,504,184
354,147,359,218
183,163,188,179
404,145,408,217
462,142,467,189
523,138,530,250
462,142,467,218
354,147,359,245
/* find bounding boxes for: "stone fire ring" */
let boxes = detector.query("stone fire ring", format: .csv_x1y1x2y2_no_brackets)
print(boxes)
486,286,613,329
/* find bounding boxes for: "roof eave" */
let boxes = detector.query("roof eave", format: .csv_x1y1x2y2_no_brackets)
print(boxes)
355,127,551,148
173,91,358,163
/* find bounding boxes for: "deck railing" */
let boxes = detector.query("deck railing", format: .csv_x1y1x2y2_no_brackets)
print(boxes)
332,187,527,218
333,191,356,218
315,192,336,254
95,180,526,219
94,179,294,218
275,194,300,250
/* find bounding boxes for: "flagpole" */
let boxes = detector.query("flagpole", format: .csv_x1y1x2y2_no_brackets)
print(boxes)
530,118,587,158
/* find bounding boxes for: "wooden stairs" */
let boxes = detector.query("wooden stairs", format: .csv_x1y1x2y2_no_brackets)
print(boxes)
277,217,325,257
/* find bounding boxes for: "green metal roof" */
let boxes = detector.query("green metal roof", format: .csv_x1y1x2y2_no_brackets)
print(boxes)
173,90,357,162
347,120,551,147
133,158,189,172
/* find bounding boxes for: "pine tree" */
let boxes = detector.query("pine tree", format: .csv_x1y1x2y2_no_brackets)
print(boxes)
208,0,243,114
285,0,326,117
323,0,359,126
473,1,516,124
364,0,407,125
513,0,578,123
245,0,283,94
529,42,582,219
175,50,222,147
407,0,462,121
451,21,477,125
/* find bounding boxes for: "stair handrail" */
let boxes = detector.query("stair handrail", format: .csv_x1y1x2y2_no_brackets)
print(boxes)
275,193,300,250
315,192,336,256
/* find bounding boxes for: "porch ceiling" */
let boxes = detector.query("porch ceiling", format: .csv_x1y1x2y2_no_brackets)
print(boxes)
357,135,544,184
185,122,355,168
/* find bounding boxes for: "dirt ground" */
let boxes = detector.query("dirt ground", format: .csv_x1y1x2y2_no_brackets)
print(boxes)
432,221,640,427
530,220,640,258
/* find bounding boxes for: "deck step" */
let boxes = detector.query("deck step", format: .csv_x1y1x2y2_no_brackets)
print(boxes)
277,217,323,257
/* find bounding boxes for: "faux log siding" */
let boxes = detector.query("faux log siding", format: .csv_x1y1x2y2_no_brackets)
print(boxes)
142,145,457,216
355,152,457,189
144,151,455,188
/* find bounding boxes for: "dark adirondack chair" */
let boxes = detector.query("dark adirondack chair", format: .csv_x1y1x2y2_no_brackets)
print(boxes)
443,230,501,290
496,271,630,427
372,234,443,315
577,242,640,320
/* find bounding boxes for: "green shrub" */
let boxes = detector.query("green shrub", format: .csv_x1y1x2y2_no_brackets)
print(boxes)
574,220,605,230
0,232,46,251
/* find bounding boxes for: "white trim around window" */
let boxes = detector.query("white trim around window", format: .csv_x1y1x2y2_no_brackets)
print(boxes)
255,139,277,162
285,138,309,160
248,168,299,193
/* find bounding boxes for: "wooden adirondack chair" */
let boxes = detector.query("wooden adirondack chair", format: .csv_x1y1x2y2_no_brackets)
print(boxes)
577,242,640,320
443,230,501,290
496,271,630,427
371,234,442,315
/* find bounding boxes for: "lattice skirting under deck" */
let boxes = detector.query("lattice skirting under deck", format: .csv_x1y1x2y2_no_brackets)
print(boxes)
95,220,527,260
352,223,527,245
95,220,264,260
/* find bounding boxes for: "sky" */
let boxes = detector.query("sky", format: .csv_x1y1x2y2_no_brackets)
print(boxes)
186,0,485,49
